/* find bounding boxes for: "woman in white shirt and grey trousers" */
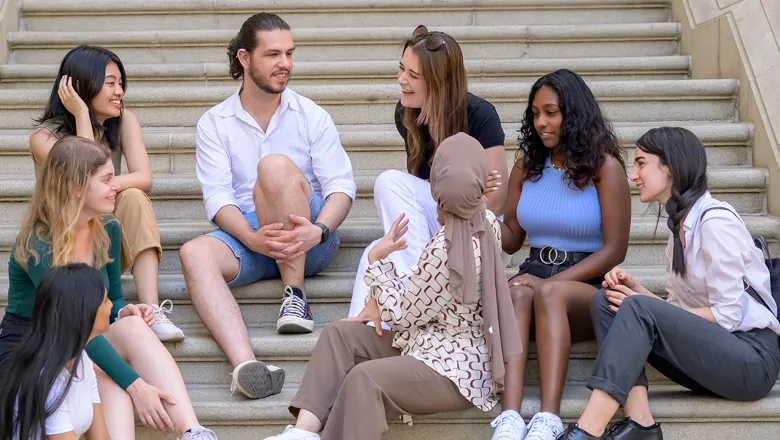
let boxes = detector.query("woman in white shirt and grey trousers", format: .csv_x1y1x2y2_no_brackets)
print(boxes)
558,127,780,440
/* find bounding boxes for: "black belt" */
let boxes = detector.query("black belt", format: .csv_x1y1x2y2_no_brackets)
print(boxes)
529,246,592,266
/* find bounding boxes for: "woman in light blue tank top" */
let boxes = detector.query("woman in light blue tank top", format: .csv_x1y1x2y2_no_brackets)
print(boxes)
489,70,632,439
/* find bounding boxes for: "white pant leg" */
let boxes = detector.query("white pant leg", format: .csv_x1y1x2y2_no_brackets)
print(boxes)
348,170,439,319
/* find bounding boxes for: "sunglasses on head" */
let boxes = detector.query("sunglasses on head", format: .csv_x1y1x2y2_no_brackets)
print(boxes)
412,25,447,52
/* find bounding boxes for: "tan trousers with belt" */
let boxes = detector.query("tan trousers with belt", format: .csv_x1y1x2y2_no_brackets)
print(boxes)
289,321,474,440
113,188,162,272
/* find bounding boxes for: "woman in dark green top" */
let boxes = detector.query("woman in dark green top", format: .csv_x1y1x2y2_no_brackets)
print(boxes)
0,137,217,439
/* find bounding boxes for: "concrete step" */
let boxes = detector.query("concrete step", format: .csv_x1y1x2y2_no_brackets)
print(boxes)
6,23,681,64
0,122,752,176
0,56,691,89
136,383,780,439
20,0,672,31
0,166,767,223
1,215,778,274
0,265,672,328
0,80,738,130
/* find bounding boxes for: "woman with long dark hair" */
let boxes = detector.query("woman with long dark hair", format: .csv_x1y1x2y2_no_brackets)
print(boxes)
29,44,183,342
2,137,216,439
558,127,780,440
0,264,112,439
491,69,631,440
347,25,508,321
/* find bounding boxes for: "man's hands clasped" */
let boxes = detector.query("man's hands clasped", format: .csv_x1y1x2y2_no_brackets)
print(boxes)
244,214,325,268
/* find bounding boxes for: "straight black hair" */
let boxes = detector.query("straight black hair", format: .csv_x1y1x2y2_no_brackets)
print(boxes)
636,127,708,277
227,13,291,80
36,44,126,153
0,264,106,440
518,69,625,189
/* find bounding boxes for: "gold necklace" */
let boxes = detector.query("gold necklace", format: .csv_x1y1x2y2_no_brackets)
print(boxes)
551,160,565,171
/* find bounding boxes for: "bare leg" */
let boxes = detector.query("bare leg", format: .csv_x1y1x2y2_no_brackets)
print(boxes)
533,281,598,414
500,284,535,411
253,154,311,292
132,247,160,305
95,367,136,440
624,386,655,426
180,236,253,366
295,409,323,432
105,316,201,437
577,389,621,436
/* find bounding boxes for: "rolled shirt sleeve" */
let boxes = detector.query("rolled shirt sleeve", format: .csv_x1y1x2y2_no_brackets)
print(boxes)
195,112,240,222
700,217,748,331
309,109,356,201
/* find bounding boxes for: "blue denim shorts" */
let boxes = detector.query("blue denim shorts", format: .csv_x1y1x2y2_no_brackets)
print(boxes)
205,187,340,287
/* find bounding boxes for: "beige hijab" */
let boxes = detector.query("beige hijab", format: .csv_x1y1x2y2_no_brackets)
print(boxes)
429,132,522,393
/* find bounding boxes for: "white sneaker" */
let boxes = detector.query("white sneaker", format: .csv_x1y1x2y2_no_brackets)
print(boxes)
525,412,564,440
491,410,527,440
179,426,218,439
150,300,185,342
230,360,285,399
263,425,320,440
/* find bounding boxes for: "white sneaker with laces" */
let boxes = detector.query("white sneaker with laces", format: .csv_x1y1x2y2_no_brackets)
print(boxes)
150,300,185,341
525,412,564,440
263,425,320,440
179,426,218,439
491,409,527,440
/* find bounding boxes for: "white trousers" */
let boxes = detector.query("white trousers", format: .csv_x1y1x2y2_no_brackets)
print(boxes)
348,170,441,322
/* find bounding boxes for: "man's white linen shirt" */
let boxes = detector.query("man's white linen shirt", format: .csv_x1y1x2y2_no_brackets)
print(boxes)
196,87,356,222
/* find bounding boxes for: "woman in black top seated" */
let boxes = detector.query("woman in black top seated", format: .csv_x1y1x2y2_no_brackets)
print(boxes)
348,25,508,320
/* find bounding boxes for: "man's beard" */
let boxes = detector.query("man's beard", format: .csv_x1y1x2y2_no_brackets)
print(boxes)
248,63,288,95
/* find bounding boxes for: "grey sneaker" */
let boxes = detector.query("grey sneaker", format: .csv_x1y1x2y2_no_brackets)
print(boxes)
180,426,218,439
230,360,285,399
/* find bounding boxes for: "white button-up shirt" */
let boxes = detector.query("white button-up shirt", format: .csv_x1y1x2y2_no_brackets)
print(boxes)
195,88,356,221
665,192,780,334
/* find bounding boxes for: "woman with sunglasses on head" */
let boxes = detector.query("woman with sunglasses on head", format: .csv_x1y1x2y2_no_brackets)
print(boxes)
28,44,184,342
558,127,780,440
0,264,113,440
490,69,631,440
347,25,508,321
0,137,217,439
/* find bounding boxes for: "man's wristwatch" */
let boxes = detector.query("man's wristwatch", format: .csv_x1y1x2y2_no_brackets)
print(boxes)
315,222,330,244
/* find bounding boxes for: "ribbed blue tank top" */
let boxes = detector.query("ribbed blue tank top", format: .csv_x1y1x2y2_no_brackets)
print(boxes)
516,156,603,252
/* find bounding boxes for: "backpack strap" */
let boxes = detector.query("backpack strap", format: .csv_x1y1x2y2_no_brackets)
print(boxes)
698,207,773,312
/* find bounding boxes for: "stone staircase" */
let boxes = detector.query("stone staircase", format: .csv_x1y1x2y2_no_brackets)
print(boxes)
1,0,779,438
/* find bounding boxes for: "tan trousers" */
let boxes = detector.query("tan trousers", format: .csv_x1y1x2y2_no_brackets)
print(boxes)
113,188,162,272
290,321,474,440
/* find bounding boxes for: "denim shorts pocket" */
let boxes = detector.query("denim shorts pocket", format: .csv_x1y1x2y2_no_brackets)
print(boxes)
304,234,340,277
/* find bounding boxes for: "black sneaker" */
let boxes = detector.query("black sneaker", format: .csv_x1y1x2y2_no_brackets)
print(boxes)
606,418,663,440
276,286,314,334
557,424,607,440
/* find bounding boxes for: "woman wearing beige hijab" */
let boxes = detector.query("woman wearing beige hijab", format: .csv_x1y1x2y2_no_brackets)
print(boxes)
263,132,522,440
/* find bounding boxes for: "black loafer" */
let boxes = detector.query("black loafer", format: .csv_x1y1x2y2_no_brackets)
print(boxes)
606,418,663,440
557,424,607,440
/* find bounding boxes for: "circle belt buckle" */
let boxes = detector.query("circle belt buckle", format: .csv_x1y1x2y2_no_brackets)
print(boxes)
539,246,568,266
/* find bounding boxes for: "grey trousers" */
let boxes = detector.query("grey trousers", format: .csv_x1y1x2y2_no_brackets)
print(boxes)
289,321,473,440
587,292,780,405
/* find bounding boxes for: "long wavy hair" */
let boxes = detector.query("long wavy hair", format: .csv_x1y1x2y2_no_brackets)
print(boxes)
36,44,126,152
637,127,708,277
401,26,469,175
14,137,113,270
518,69,625,189
0,264,106,440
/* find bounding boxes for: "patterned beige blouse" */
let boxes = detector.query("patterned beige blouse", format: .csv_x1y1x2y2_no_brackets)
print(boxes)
364,210,501,412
